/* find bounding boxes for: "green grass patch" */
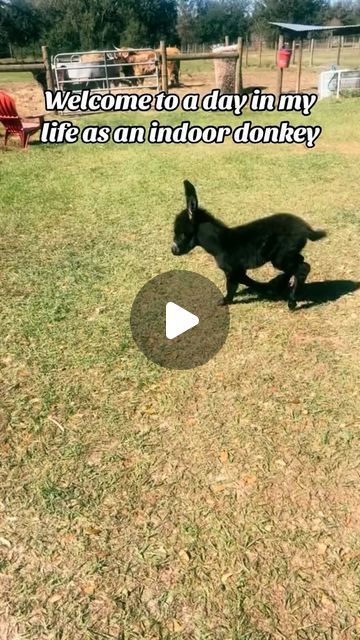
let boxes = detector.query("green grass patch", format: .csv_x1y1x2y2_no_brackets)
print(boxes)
0,71,34,83
0,99,359,640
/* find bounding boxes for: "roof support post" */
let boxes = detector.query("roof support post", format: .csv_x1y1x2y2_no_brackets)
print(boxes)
296,38,303,93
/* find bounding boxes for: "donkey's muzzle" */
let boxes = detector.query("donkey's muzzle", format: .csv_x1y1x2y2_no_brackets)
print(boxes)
171,243,180,255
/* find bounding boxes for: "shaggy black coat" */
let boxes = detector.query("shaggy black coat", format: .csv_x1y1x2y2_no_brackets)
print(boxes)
172,180,326,309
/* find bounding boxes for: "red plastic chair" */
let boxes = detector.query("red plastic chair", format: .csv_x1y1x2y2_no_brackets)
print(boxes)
0,91,44,149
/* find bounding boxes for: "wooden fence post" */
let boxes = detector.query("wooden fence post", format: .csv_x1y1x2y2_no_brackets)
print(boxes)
276,34,284,97
41,45,54,91
309,38,314,66
259,38,262,67
245,37,249,67
292,39,296,65
225,35,229,47
337,36,342,65
160,40,168,93
235,36,243,94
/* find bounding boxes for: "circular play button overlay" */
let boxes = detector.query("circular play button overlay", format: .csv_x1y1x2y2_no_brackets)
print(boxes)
130,270,230,369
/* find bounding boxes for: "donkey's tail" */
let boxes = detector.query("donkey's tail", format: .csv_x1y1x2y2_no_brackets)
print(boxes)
308,227,327,241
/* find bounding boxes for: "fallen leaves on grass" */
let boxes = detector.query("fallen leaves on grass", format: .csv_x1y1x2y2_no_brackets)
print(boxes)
0,536,11,548
219,450,229,464
178,549,191,565
166,618,183,633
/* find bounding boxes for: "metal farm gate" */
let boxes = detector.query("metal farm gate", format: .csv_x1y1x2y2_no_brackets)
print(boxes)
52,48,160,92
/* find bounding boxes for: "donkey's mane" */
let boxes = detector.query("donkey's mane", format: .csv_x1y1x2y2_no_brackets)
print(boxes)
197,207,227,228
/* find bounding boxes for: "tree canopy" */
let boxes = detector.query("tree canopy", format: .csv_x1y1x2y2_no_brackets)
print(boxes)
0,0,359,56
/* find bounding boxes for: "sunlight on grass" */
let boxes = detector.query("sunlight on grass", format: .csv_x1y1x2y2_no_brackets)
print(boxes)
0,98,359,639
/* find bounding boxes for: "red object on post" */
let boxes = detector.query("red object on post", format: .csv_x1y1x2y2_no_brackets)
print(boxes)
277,47,292,69
0,91,44,149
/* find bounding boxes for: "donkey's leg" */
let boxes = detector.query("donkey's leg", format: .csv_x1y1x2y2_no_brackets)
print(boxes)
220,269,267,304
267,272,291,295
273,253,310,310
219,271,239,305
238,272,267,292
289,261,311,310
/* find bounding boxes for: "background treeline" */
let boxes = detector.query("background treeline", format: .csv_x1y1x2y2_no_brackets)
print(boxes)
0,0,360,56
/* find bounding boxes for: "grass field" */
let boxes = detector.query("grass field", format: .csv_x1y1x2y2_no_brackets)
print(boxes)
0,97,359,639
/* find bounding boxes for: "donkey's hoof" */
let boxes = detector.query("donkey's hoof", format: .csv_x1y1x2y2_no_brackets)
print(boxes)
218,297,230,306
288,299,297,311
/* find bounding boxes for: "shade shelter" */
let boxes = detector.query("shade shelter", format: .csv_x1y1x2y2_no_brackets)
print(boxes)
269,21,360,93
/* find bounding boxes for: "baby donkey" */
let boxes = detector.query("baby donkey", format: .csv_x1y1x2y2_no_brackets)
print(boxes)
172,180,326,310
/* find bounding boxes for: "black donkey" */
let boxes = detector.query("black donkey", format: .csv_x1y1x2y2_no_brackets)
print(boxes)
172,180,327,310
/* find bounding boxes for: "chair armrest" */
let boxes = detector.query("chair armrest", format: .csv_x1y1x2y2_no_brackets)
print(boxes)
24,114,45,123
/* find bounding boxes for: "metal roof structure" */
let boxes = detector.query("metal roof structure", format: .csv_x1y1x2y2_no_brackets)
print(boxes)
270,21,360,95
270,21,360,37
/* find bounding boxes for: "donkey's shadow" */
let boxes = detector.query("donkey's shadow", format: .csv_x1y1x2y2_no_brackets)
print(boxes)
235,276,359,310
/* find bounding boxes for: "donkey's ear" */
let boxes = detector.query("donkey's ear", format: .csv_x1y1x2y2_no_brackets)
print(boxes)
184,180,198,221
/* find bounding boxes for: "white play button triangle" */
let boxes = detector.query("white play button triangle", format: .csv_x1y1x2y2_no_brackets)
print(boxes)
166,302,199,340
131,271,230,368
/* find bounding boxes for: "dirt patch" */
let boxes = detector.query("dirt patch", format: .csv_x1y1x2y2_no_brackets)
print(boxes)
0,66,320,117
0,80,45,115
179,67,319,98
